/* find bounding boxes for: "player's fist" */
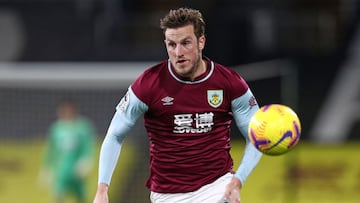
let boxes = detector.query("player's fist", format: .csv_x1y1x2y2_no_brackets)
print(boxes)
93,183,109,203
223,177,241,203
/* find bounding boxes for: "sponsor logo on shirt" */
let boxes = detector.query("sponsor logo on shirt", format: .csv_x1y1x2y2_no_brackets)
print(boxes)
117,90,130,112
207,90,223,108
249,96,257,108
173,112,214,133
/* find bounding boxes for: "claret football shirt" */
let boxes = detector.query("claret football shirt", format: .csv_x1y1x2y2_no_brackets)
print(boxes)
130,58,252,193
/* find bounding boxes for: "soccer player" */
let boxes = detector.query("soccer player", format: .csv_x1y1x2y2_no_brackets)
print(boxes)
93,7,262,203
40,99,96,203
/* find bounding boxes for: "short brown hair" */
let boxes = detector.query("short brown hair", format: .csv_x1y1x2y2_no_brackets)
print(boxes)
160,7,205,39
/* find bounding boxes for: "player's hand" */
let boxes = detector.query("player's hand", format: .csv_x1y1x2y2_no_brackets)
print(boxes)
75,158,93,178
222,177,242,203
38,169,53,187
93,183,109,203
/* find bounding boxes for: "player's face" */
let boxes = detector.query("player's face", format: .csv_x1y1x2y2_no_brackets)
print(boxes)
164,24,205,80
57,104,77,120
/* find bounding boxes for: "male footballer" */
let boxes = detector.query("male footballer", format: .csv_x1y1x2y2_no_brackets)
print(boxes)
93,7,262,203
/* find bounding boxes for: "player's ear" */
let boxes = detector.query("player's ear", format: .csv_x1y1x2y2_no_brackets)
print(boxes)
163,39,169,50
198,35,205,50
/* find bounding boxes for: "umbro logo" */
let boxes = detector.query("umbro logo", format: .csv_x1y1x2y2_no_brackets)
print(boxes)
161,96,174,105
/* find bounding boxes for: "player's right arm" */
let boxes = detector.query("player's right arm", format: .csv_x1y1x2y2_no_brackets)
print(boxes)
93,87,148,203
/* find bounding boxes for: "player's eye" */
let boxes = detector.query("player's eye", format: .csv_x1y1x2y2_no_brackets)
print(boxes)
167,42,176,48
182,40,191,46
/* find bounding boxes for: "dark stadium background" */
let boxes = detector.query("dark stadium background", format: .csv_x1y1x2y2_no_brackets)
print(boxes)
1,0,359,140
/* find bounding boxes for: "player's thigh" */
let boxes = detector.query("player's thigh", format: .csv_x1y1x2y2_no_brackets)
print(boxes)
193,172,233,202
150,192,193,203
150,173,232,203
69,178,86,199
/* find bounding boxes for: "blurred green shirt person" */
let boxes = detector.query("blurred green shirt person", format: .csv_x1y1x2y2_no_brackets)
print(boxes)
42,99,96,203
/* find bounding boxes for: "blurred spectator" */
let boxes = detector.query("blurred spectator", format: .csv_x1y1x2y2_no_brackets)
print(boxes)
39,98,96,203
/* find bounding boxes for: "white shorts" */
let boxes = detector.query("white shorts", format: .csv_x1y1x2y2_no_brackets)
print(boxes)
150,172,233,203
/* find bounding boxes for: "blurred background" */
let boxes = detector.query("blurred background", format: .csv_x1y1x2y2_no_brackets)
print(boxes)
0,0,359,202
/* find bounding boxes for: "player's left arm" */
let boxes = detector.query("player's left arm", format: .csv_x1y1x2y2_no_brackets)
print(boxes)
38,127,56,186
231,88,262,185
223,89,262,202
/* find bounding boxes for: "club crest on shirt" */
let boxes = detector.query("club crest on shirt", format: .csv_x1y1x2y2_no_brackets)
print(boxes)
207,90,223,108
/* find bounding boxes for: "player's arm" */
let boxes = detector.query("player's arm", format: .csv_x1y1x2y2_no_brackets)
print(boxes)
231,88,262,185
94,87,148,203
39,128,56,186
223,89,262,202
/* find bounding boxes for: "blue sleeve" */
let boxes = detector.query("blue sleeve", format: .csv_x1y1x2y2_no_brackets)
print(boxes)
98,87,148,185
231,89,262,185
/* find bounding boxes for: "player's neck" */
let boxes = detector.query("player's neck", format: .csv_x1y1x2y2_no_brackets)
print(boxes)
190,59,206,81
